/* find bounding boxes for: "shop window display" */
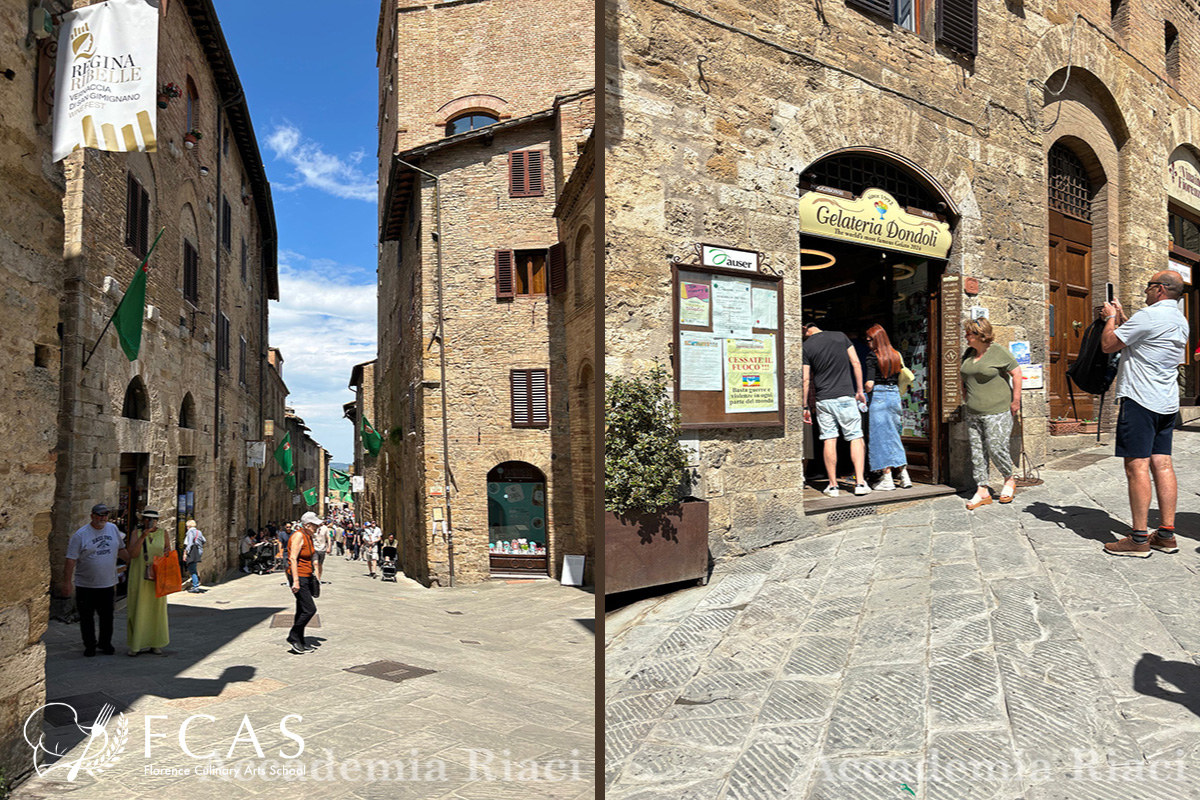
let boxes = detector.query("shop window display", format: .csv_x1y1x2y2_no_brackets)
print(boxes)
487,480,547,556
893,260,930,439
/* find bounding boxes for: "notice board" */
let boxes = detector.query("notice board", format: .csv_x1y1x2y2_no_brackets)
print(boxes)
672,263,785,429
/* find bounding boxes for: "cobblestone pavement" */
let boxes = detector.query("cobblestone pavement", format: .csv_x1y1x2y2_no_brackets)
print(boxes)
15,554,594,800
606,429,1200,799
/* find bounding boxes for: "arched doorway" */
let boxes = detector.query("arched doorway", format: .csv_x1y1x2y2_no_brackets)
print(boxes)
798,148,958,486
1047,140,1102,420
487,461,548,577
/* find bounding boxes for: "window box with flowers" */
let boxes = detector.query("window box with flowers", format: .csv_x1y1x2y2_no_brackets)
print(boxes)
183,129,203,149
157,82,182,109
1048,417,1081,435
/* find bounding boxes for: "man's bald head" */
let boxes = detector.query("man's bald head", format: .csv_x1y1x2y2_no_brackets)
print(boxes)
1154,270,1184,300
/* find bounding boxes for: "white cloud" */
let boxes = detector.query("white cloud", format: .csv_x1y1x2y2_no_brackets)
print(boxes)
266,123,377,202
270,252,377,463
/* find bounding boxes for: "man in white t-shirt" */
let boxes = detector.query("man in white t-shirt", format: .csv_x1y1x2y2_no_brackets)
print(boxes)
63,503,129,657
313,520,330,582
364,522,382,578
1101,270,1189,557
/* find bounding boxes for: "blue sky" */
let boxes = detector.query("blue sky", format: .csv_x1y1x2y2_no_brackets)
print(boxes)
213,0,380,464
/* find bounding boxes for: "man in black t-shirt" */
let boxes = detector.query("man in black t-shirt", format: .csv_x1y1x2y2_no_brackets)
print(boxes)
802,323,870,498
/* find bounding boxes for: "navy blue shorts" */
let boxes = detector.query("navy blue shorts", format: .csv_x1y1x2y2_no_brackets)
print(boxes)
1114,398,1175,459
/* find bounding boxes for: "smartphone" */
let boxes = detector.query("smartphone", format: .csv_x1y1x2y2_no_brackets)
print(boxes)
1106,282,1115,304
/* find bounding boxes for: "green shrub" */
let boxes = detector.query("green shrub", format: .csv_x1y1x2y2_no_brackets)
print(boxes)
605,365,690,515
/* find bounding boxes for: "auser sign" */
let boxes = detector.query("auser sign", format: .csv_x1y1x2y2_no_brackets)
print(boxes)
799,188,952,259
702,245,759,272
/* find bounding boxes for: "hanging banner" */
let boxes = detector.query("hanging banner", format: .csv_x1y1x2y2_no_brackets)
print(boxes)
53,0,159,162
799,188,952,259
1167,147,1200,216
351,476,365,492
724,335,778,413
245,441,266,468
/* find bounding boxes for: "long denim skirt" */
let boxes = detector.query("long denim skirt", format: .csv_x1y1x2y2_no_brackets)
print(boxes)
868,385,907,471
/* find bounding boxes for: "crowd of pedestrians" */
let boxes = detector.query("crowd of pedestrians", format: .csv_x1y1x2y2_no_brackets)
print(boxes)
803,268,1189,562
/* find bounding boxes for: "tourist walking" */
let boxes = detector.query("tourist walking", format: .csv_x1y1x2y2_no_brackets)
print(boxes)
126,509,171,655
802,321,871,497
183,519,206,593
960,318,1022,510
364,523,381,578
313,519,330,582
286,511,321,654
63,503,128,657
863,324,913,491
1100,271,1189,557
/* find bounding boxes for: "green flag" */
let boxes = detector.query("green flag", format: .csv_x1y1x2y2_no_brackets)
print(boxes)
274,432,293,475
361,415,383,456
113,228,163,361
329,469,351,492
285,472,297,492
302,487,318,506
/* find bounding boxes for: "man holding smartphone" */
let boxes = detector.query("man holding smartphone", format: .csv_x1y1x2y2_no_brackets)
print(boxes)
1100,270,1188,557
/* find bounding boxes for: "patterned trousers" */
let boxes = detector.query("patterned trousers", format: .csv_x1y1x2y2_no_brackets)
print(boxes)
966,410,1015,486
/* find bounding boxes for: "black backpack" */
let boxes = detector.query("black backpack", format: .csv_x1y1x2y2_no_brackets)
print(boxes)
1064,317,1119,439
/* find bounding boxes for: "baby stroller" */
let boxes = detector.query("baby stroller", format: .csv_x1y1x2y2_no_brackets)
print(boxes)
250,541,276,575
380,546,398,582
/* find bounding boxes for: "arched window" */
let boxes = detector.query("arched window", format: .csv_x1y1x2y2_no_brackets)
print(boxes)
446,112,498,136
1166,22,1181,82
186,76,199,132
122,376,149,420
1048,143,1093,221
179,392,196,429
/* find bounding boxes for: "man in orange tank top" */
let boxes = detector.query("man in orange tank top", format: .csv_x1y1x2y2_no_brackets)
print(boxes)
286,512,321,654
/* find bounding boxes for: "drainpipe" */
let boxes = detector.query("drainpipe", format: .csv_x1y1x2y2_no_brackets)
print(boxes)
395,158,453,587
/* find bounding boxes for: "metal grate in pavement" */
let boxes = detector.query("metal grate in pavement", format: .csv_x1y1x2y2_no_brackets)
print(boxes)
344,660,436,683
827,506,877,525
271,613,320,628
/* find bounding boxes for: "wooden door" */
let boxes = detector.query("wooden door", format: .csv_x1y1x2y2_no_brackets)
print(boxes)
1048,210,1093,419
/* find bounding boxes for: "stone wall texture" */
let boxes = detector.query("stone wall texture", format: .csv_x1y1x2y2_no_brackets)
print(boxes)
606,0,1200,557
0,0,64,780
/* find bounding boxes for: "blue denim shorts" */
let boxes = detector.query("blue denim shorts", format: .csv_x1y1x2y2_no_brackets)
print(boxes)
1115,398,1174,458
815,397,864,441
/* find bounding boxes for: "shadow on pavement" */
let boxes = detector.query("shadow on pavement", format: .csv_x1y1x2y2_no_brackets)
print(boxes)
1021,502,1124,543
573,618,595,634
1133,652,1200,719
39,604,284,765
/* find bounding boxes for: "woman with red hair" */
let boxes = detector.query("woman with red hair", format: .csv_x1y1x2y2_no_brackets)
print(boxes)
864,324,912,490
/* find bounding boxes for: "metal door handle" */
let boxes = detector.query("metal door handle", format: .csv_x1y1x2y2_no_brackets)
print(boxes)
1072,320,1082,331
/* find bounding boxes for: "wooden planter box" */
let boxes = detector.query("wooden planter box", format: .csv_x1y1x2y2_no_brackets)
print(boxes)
604,500,709,595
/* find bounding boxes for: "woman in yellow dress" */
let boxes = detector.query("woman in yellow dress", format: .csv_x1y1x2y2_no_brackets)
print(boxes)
126,508,171,655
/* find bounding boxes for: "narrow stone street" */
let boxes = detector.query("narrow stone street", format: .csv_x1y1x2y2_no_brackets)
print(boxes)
16,555,594,800
606,429,1200,799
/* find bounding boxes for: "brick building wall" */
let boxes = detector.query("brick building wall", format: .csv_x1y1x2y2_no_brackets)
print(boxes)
262,352,291,528
606,0,1200,556
0,0,65,780
53,0,277,596
349,360,382,524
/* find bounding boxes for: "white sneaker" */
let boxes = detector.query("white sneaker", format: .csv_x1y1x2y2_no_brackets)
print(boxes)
872,473,896,491
822,485,840,498
898,467,913,489
854,483,872,496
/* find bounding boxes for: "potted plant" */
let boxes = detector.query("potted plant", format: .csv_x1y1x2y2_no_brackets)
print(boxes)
183,129,203,149
1078,418,1100,435
157,82,181,109
1048,417,1081,435
605,364,709,595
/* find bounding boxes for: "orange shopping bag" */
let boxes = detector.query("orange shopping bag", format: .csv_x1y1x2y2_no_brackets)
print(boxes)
154,534,183,598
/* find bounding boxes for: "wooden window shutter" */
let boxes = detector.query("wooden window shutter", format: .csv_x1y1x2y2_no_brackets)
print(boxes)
137,185,149,258
125,174,137,250
495,249,515,299
511,370,529,426
530,369,548,425
846,0,892,20
937,0,978,56
509,151,527,197
527,151,544,196
510,369,549,427
548,243,567,296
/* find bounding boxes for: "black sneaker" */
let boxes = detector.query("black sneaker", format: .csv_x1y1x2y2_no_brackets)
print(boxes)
100,646,115,655
287,643,307,655
83,649,96,658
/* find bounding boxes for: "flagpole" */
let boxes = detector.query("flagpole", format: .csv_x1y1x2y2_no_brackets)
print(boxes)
82,227,166,372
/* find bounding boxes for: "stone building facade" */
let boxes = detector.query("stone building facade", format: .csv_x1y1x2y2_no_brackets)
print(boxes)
554,122,597,588
0,0,65,779
376,0,594,586
607,0,1200,556
52,0,279,595
261,348,292,527
347,360,381,523
284,409,328,518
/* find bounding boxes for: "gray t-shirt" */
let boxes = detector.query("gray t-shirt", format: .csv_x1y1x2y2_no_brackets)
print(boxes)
65,522,126,589
1114,299,1189,415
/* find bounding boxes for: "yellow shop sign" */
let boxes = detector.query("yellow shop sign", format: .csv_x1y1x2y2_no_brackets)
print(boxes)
799,188,952,259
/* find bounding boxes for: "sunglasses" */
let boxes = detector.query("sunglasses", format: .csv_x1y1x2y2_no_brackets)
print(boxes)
1146,282,1165,291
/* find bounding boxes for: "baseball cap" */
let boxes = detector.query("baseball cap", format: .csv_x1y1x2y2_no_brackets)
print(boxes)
300,512,322,526
91,503,110,515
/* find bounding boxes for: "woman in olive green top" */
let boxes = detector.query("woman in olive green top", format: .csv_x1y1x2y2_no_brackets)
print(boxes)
960,318,1023,509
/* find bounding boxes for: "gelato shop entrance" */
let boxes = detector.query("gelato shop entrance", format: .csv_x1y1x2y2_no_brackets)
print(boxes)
487,461,549,577
798,150,960,497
